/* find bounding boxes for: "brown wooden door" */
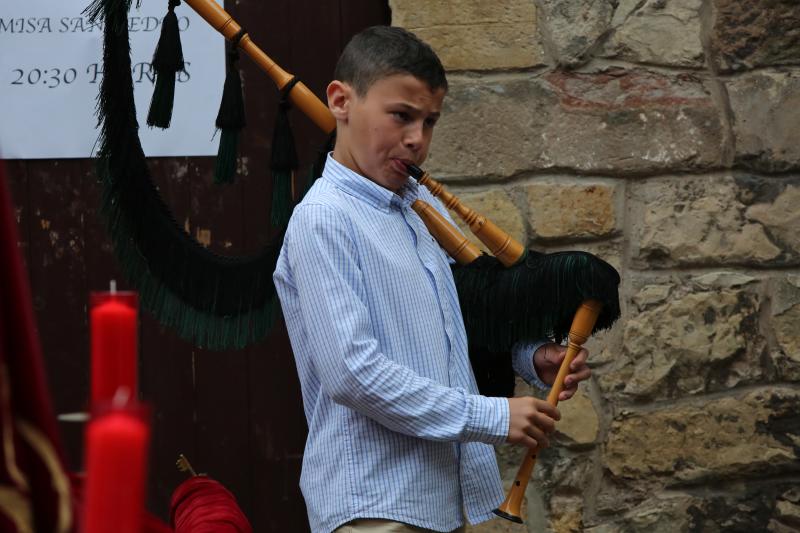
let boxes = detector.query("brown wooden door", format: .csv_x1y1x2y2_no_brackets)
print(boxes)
5,1,389,530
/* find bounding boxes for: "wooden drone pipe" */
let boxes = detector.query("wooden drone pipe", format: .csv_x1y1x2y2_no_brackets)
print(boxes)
406,164,525,267
411,200,482,265
493,299,602,523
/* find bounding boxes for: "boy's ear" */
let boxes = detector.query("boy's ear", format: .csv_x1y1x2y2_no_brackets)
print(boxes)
327,80,352,122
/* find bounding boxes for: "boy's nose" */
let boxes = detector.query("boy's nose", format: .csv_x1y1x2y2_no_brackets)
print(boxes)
403,124,424,151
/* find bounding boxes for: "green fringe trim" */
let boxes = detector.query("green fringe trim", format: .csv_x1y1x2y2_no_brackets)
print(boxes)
452,250,621,352
95,149,283,349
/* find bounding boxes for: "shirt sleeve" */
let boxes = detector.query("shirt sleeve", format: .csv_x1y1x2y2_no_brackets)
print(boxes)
511,340,552,392
283,203,509,446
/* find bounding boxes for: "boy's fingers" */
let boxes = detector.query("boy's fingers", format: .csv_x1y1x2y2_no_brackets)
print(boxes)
534,399,556,415
570,348,589,370
537,402,560,421
543,345,563,366
526,428,548,448
522,436,538,449
526,425,546,443
564,368,592,388
533,413,556,433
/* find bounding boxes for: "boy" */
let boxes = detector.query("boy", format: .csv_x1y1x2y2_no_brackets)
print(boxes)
273,26,590,533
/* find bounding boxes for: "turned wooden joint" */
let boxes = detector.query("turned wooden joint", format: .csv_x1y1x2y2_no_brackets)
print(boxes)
568,299,602,345
415,170,524,267
410,200,481,265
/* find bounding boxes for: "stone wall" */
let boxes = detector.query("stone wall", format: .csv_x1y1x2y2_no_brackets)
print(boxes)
389,1,800,531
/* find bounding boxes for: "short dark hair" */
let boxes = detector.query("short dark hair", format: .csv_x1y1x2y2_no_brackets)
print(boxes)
334,26,448,96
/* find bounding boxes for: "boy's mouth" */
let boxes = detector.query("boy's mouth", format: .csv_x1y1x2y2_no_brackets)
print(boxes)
390,158,413,175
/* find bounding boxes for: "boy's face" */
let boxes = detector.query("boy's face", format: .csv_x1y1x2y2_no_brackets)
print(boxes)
327,74,445,192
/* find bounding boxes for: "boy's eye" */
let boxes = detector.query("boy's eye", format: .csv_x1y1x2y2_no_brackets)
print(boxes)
424,117,438,128
392,111,411,122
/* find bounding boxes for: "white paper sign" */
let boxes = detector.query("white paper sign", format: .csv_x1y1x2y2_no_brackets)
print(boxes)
0,0,225,159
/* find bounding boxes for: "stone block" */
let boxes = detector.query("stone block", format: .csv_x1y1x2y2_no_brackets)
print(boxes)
390,0,535,27
589,493,696,533
595,273,767,401
427,69,723,179
709,0,800,72
445,186,527,252
770,275,800,382
536,0,614,66
542,239,623,283
604,387,800,484
536,446,596,494
601,0,704,68
728,71,800,172
547,495,584,533
630,175,799,268
746,184,800,255
390,0,545,71
527,447,595,531
555,387,599,445
521,179,620,240
583,321,622,369
590,483,800,532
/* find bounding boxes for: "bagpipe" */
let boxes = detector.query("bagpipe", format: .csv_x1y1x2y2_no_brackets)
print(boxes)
84,0,621,523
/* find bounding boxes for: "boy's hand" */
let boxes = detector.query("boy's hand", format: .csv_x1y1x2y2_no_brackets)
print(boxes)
506,397,560,449
533,343,591,402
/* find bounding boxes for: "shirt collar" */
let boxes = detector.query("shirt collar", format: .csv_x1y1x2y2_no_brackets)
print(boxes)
322,154,420,212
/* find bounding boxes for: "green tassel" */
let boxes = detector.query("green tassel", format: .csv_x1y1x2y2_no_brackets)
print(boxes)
147,74,176,128
213,46,245,184
299,131,336,201
270,169,292,226
147,0,184,129
270,80,299,227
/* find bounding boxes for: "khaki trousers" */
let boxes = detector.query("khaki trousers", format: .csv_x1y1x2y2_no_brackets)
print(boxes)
334,518,466,533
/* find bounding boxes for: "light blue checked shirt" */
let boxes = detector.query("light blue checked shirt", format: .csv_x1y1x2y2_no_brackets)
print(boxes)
273,155,547,533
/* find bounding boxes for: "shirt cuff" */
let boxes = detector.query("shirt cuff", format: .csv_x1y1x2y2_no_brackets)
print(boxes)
462,395,509,446
512,340,552,392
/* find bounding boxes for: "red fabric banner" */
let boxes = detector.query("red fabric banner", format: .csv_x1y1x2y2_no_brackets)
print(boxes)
0,160,74,531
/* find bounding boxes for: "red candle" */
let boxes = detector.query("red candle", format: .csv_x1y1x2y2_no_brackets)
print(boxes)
90,290,138,406
82,405,150,533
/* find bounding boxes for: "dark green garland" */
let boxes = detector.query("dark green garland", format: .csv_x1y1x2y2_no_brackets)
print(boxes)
88,0,281,349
